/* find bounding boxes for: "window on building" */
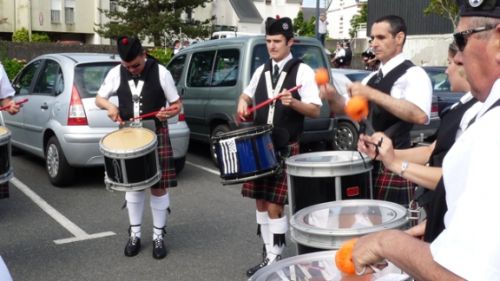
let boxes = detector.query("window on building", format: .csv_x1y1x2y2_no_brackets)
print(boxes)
65,0,75,24
51,0,61,23
265,0,272,4
110,0,118,12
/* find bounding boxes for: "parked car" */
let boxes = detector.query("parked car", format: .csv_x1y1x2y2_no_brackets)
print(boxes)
2,53,189,186
166,36,335,163
423,66,465,113
329,67,442,148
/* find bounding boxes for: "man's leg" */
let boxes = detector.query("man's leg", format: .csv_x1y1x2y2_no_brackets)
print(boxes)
124,191,145,257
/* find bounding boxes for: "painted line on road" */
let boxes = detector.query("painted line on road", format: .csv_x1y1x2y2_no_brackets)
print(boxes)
10,177,116,245
186,161,220,175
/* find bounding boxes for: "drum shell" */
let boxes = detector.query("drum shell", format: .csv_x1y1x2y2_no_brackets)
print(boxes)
286,151,373,215
248,250,412,281
212,124,278,185
290,200,409,254
99,128,160,191
0,127,13,184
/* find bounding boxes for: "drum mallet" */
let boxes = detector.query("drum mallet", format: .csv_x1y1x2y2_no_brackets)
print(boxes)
131,105,179,120
0,98,29,111
235,84,303,125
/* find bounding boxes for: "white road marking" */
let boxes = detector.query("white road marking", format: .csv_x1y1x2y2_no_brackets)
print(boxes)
10,177,115,245
186,161,220,175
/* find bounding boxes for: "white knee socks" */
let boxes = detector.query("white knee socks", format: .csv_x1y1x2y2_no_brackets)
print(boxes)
150,193,170,240
268,216,288,262
256,210,271,256
125,191,146,238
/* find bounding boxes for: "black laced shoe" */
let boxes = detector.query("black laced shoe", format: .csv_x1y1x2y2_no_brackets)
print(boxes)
246,255,281,277
124,236,141,257
152,238,167,259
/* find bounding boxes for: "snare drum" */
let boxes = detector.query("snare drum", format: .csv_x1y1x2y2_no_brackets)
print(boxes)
212,125,278,185
249,250,411,281
286,151,373,215
0,127,13,184
99,127,160,191
290,200,408,254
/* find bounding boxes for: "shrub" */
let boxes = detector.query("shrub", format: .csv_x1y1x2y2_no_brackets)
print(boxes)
147,48,173,65
2,58,26,80
12,28,50,42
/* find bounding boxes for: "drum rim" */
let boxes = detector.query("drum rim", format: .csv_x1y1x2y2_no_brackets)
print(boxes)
290,199,408,236
286,151,371,167
0,127,11,144
211,124,273,141
0,169,13,184
100,128,157,155
249,249,411,281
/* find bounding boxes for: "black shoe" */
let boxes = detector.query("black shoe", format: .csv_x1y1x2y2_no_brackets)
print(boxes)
124,236,141,257
152,238,167,259
246,257,275,277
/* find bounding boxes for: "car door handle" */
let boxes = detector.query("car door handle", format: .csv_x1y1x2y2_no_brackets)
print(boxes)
41,103,49,110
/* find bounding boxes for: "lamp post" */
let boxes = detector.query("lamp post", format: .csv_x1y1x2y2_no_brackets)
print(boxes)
315,0,320,41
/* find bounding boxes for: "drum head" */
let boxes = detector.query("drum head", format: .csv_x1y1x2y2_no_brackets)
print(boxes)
249,250,411,281
286,151,372,177
101,127,156,153
290,200,408,250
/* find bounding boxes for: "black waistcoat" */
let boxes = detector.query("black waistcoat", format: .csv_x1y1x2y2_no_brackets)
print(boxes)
117,58,166,122
418,98,476,242
366,60,414,149
425,98,500,242
254,58,303,145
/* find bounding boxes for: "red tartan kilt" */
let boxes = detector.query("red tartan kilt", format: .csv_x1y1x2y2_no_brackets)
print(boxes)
150,126,177,189
374,162,415,207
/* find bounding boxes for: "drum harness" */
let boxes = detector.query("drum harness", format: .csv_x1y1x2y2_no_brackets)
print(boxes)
265,68,292,177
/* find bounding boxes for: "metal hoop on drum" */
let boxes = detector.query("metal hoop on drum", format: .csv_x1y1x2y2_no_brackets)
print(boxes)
248,250,412,281
0,126,13,184
211,124,280,185
99,127,160,192
289,200,409,254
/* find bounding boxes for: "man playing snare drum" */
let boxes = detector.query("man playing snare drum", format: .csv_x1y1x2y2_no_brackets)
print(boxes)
96,36,182,260
237,16,322,277
0,62,21,199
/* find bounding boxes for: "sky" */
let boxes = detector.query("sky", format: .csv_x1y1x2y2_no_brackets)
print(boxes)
302,0,328,8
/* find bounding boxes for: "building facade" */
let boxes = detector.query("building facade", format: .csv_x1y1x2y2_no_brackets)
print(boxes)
0,0,114,44
326,0,367,40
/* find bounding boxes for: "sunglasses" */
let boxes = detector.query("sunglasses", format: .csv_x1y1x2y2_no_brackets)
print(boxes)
453,25,495,52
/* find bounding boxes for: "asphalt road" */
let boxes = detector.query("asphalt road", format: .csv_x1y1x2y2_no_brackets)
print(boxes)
0,141,297,281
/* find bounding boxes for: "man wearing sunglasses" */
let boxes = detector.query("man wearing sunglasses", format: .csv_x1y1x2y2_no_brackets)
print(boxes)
347,0,500,280
96,36,182,260
321,15,433,208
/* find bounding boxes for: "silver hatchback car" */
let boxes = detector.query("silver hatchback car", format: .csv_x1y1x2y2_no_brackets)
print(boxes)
2,53,189,186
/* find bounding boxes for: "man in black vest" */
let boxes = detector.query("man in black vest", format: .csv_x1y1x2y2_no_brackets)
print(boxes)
320,15,432,207
237,16,322,277
96,36,182,260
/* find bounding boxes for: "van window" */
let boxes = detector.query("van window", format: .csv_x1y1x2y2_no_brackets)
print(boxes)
167,54,186,85
212,49,239,87
187,51,215,87
251,43,327,73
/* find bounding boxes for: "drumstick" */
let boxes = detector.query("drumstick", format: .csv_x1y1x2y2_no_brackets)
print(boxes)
131,105,179,120
235,84,303,124
0,98,29,111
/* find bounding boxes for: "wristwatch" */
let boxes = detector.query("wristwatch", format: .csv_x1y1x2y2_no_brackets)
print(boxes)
400,160,409,177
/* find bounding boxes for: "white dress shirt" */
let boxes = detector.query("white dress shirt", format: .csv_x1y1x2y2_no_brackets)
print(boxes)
431,79,500,280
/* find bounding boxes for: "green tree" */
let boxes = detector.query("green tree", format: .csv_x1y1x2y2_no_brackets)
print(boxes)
293,11,316,37
349,3,367,39
95,0,213,46
424,0,460,28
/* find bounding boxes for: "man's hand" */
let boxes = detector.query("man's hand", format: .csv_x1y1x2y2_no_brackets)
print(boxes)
348,82,374,99
5,100,20,115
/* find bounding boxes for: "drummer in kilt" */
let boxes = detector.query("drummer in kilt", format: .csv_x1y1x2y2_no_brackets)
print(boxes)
0,62,21,199
236,16,322,277
96,36,181,260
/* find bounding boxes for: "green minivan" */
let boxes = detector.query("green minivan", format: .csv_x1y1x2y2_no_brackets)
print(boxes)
166,36,343,162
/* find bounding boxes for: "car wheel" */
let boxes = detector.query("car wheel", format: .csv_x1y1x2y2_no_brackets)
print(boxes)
210,124,230,166
45,136,75,187
333,121,359,151
174,156,186,174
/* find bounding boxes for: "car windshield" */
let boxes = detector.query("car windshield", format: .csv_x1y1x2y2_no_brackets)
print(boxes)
251,43,328,73
74,62,118,98
345,72,369,82
424,68,451,92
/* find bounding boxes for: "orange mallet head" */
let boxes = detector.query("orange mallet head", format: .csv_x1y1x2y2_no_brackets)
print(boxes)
345,96,369,122
335,238,358,275
315,67,330,86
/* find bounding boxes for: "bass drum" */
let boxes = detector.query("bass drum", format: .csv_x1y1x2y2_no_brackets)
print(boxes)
0,126,13,184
